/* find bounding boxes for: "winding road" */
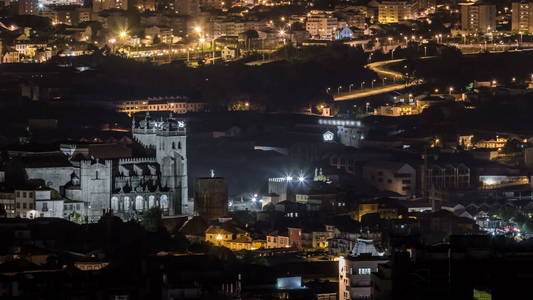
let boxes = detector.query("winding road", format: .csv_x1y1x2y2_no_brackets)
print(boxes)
333,58,423,101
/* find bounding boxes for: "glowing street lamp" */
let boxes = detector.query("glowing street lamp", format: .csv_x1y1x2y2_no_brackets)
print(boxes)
449,87,454,95
371,79,376,88
119,31,128,38
361,81,365,89
286,176,293,182
349,83,354,92
298,176,305,182
194,26,202,33
337,86,342,95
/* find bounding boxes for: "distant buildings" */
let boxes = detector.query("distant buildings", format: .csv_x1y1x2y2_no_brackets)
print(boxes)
362,161,416,196
305,11,343,40
512,1,533,33
18,0,39,15
115,97,208,116
93,0,128,12
460,2,496,33
378,0,417,24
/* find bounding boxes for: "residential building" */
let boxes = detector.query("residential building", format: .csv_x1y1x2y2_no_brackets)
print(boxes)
34,189,64,218
0,191,15,218
306,11,342,40
373,103,419,116
15,189,37,218
512,1,533,33
93,0,128,11
378,1,417,24
339,240,387,300
204,222,262,251
18,0,39,15
362,161,416,196
116,97,208,116
460,2,496,33
266,232,290,248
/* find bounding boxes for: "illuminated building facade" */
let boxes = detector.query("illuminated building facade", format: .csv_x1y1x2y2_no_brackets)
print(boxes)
116,97,208,116
460,2,496,33
305,11,342,40
339,240,387,300
378,1,416,24
512,1,533,33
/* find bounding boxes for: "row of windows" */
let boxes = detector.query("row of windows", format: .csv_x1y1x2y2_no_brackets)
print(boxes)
16,191,34,198
16,203,34,209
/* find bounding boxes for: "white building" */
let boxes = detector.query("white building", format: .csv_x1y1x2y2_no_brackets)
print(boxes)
306,11,343,40
362,161,416,196
339,239,387,300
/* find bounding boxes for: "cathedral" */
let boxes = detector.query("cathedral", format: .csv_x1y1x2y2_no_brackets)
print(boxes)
12,113,189,222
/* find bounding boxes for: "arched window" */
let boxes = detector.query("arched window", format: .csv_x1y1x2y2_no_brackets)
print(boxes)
95,171,99,179
124,196,131,210
148,195,155,208
160,195,169,210
172,142,176,149
111,197,119,211
178,142,181,149
135,196,144,211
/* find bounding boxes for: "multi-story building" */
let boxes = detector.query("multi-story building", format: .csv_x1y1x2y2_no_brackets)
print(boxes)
116,97,208,116
18,0,39,15
378,0,417,24
460,2,496,33
92,0,128,12
306,11,342,40
0,191,15,218
362,161,416,196
339,240,388,300
34,189,64,218
512,1,533,33
15,189,37,218
266,232,290,248
175,0,200,16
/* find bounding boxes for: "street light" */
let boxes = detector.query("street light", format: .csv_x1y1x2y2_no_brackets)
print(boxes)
449,87,454,95
371,79,376,88
349,83,354,92
391,48,396,60
361,81,366,89
365,102,370,113
382,77,386,86
424,46,427,57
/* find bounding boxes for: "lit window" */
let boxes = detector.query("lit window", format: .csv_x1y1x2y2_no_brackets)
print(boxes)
358,268,372,275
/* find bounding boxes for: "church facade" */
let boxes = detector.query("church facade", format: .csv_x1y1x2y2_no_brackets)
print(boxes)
22,114,190,222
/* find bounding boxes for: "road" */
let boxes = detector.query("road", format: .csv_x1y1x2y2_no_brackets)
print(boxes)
333,58,417,101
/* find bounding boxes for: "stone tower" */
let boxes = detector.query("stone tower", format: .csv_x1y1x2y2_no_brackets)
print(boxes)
132,113,189,215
